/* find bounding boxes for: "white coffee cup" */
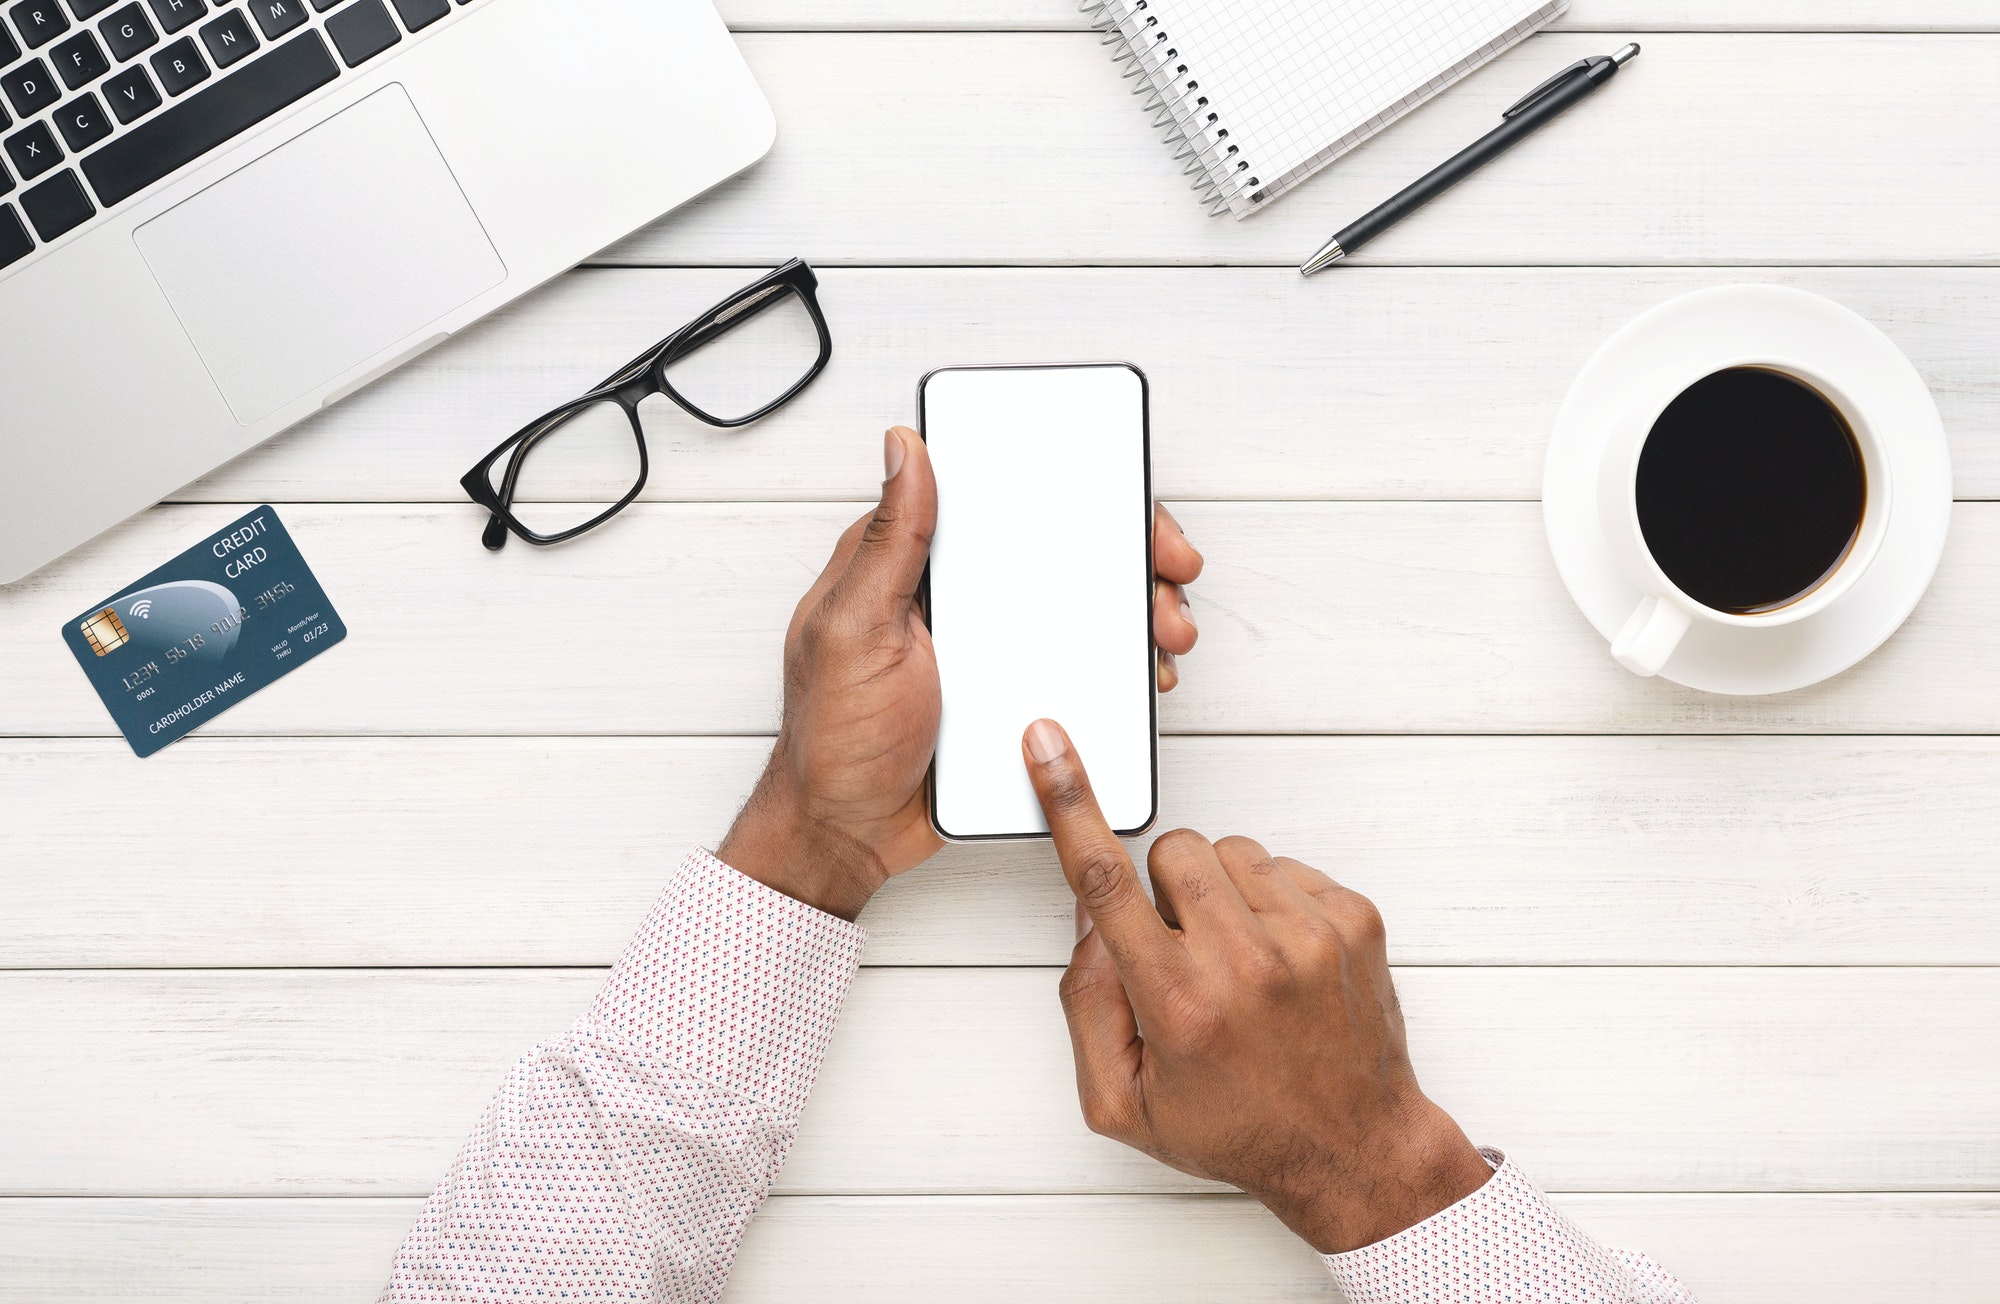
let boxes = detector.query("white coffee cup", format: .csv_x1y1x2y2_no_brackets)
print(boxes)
1597,359,1893,677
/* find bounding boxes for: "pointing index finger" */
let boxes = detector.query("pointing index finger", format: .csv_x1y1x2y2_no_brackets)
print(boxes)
1023,719,1185,997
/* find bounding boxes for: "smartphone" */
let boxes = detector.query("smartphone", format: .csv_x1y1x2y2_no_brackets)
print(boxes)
920,362,1158,841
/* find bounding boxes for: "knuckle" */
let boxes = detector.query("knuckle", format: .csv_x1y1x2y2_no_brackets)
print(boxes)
793,597,836,653
1290,917,1346,979
1079,1089,1134,1139
1233,947,1294,999
862,502,907,547
1149,827,1211,866
1073,847,1131,912
1296,912,1344,955
1058,959,1113,1010
1332,891,1387,946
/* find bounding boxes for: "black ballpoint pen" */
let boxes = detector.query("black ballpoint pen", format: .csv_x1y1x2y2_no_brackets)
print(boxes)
1301,42,1641,274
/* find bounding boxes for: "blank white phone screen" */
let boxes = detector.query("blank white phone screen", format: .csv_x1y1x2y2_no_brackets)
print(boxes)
923,364,1155,838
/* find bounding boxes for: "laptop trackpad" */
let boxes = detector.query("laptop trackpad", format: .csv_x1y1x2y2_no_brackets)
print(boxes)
136,85,505,425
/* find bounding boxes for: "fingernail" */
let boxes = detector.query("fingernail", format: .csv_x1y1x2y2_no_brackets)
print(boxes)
1075,901,1094,941
1158,651,1177,684
884,429,906,482
1026,718,1067,764
1178,598,1194,629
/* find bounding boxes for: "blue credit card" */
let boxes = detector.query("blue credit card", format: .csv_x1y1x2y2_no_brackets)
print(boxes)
61,507,347,757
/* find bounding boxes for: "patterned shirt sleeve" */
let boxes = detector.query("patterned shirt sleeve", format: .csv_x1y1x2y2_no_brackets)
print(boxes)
380,847,867,1303
1323,1149,1696,1303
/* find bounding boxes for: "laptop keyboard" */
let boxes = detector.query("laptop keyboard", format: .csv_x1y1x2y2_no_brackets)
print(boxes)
0,0,476,272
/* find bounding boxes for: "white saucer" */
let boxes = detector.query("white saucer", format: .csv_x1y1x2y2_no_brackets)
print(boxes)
1543,285,1952,696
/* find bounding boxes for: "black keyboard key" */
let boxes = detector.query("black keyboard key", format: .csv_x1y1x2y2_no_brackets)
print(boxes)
325,0,396,66
20,166,90,238
0,159,11,195
70,0,121,17
101,3,160,60
146,0,205,34
308,0,343,10
83,31,335,206
149,33,206,92
388,0,445,30
2,59,60,117
102,63,159,120
51,30,109,87
9,0,68,49
0,22,18,67
3,118,59,179
247,0,305,38
197,7,254,66
0,202,31,266
53,91,110,149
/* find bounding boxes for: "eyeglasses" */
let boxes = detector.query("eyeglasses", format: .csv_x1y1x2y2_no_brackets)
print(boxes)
461,259,832,550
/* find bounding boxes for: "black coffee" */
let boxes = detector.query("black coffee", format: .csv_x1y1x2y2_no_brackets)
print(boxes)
1635,367,1865,614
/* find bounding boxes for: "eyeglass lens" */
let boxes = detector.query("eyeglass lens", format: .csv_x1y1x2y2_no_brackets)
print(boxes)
487,399,644,537
662,284,824,423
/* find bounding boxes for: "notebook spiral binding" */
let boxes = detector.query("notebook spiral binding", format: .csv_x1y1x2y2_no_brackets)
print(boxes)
1079,0,1259,217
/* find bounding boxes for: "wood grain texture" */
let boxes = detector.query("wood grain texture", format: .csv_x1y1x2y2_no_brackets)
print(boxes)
11,735,2000,969
3,1194,1997,1304
168,267,2000,505
716,1,2000,33
596,34,2000,266
5,968,1995,1196
3,503,1993,738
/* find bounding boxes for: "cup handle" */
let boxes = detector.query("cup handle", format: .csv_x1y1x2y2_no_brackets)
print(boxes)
1611,595,1693,678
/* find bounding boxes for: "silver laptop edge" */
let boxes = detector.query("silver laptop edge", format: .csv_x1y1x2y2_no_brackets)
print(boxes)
0,0,774,584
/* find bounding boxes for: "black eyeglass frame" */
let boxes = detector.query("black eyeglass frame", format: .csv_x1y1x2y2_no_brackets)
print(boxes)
461,258,832,550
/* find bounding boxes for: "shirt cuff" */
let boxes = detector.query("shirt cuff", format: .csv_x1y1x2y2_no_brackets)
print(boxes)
585,846,868,1116
1323,1148,1637,1303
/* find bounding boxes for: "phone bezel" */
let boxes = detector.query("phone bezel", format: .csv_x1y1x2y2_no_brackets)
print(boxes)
917,361,1160,843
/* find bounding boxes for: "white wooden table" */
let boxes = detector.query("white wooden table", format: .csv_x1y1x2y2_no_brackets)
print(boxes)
5,3,2000,1299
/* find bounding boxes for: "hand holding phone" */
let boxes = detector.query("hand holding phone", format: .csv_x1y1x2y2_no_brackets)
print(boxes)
720,409,1200,916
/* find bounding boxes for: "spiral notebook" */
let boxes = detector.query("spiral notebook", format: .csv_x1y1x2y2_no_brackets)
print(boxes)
1085,0,1570,218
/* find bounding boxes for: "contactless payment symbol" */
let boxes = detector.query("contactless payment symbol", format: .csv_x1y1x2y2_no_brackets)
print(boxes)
81,607,130,657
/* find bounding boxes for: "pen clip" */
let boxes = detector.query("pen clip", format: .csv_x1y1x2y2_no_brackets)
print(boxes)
1503,58,1593,118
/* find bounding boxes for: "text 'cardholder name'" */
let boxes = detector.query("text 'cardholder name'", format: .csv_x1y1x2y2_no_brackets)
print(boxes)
60,506,348,757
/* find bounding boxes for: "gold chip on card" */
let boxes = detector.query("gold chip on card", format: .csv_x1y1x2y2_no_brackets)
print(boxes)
81,607,130,657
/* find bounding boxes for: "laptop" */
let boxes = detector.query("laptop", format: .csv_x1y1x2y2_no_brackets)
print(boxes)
0,0,775,584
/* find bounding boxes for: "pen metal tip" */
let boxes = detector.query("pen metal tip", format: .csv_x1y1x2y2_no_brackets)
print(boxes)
1300,240,1347,276
1612,42,1640,65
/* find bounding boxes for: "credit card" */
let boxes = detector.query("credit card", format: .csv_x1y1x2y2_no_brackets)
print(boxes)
61,507,347,757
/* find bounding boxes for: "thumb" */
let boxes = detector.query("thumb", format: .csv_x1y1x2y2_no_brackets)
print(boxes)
1057,918,1146,1142
831,426,937,611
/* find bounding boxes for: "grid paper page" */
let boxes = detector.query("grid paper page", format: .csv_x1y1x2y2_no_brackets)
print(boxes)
1142,0,1564,210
